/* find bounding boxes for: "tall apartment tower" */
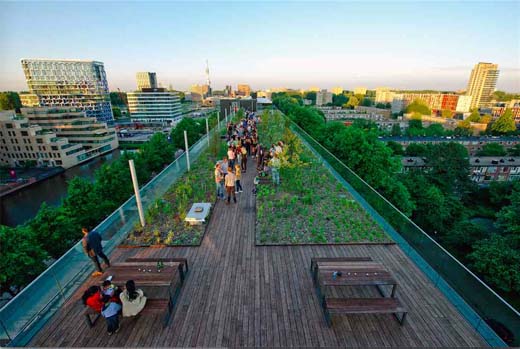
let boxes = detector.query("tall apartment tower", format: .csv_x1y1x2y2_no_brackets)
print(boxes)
20,59,113,122
466,62,499,109
136,72,158,90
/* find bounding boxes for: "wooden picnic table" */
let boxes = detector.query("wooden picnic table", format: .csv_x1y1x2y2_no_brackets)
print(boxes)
311,258,406,326
99,261,185,326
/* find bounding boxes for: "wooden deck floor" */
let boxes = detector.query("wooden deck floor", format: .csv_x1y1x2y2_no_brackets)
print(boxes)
31,160,487,347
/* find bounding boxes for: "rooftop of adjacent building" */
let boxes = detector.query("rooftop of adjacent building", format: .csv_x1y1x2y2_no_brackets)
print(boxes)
20,58,104,64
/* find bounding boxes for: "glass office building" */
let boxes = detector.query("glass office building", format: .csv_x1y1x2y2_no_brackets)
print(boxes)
128,88,182,125
20,59,114,123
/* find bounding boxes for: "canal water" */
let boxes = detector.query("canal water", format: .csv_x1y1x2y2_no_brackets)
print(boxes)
0,150,121,227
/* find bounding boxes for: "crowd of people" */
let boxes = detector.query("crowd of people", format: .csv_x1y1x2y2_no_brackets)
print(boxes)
81,109,287,337
214,110,286,204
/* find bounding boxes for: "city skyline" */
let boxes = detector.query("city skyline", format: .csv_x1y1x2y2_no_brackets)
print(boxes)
1,2,519,92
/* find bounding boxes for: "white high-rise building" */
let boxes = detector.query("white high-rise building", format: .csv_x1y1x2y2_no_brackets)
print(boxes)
136,72,158,90
128,90,182,125
466,62,499,109
20,59,113,122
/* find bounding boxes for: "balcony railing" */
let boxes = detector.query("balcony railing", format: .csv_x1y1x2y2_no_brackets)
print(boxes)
287,119,518,347
0,117,225,346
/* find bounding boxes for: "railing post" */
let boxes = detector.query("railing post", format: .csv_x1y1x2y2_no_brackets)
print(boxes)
50,268,66,303
184,130,191,171
128,159,145,227
217,111,220,131
206,117,210,146
0,319,12,344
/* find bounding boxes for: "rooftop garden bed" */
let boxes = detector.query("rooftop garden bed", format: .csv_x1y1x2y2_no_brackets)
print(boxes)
122,131,225,246
255,111,391,245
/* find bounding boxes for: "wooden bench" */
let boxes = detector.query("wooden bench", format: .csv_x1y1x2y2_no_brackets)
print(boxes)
140,298,172,327
83,306,101,328
322,297,407,327
310,257,372,284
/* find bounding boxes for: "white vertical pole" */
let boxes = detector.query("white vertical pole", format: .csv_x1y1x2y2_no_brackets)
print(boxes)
206,117,210,146
184,130,190,171
129,159,145,227
225,108,228,123
217,111,221,130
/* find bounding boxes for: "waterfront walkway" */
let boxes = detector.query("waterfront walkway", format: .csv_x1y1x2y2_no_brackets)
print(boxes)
31,160,487,347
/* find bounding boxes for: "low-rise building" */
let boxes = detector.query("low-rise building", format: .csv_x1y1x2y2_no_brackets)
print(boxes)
356,106,391,118
401,156,520,183
0,110,85,168
353,87,367,95
382,136,520,156
237,84,251,97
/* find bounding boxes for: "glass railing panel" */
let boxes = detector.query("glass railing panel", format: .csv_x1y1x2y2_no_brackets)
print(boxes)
288,119,517,347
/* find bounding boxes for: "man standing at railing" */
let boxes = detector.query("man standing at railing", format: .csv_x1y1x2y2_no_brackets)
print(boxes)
82,227,111,277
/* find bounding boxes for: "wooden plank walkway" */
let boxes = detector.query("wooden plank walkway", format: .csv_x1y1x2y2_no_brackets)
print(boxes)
30,158,487,347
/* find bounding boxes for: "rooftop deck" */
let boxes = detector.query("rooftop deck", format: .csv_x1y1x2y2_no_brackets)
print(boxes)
30,165,487,347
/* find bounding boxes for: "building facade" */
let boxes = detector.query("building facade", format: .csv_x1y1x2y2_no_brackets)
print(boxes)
401,156,520,183
136,72,158,90
20,107,118,162
20,59,113,123
316,90,333,106
466,62,499,109
0,111,85,168
353,87,367,95
375,88,395,103
128,88,182,125
456,95,472,113
237,84,251,97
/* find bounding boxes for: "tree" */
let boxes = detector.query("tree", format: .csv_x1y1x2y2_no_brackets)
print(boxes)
405,99,431,115
303,91,316,105
0,225,48,296
467,109,481,122
496,183,520,237
387,141,404,155
346,96,359,109
477,143,506,156
480,114,492,124
508,144,520,156
170,118,204,150
109,91,128,106
112,106,122,119
332,94,348,107
360,98,373,107
62,177,106,229
0,91,22,111
391,123,402,136
425,142,470,194
27,203,80,259
491,109,516,134
441,109,453,118
405,143,428,156
469,234,520,293
425,123,446,136
440,220,486,257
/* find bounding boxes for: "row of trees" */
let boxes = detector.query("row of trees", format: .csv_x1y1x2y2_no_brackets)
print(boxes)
273,95,519,303
0,114,217,297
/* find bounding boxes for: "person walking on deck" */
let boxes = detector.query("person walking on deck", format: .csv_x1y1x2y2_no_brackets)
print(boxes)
235,164,243,193
82,227,110,276
225,168,237,204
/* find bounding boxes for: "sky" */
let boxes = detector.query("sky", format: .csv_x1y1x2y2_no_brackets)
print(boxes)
1,1,519,92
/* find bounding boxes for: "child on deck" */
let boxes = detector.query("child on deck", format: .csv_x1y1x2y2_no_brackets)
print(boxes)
101,294,121,335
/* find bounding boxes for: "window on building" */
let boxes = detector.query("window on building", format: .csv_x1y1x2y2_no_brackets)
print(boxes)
5,123,13,129
36,138,43,144
21,131,28,136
